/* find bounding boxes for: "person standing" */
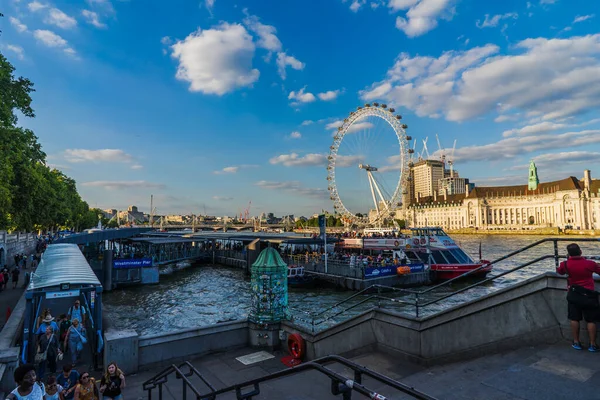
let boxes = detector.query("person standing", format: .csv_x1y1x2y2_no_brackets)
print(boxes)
556,243,600,351
5,364,44,399
44,375,64,400
68,300,87,326
11,267,20,289
64,318,86,367
57,364,80,400
37,325,62,380
99,362,126,400
74,371,99,400
36,314,59,335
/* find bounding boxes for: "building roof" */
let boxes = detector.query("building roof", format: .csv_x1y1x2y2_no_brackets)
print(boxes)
28,243,101,292
53,227,153,245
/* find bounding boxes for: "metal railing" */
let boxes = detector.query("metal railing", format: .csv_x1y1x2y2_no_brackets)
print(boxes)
143,356,437,400
289,238,600,330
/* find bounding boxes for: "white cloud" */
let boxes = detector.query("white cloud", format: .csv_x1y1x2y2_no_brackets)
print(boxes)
4,45,25,60
301,120,314,126
325,120,374,134
452,130,600,163
539,0,557,4
574,14,594,24
86,0,114,13
502,121,567,137
269,153,325,167
289,131,302,139
131,164,143,170
288,87,316,103
213,196,233,201
45,8,77,29
65,149,134,163
34,29,67,47
276,52,305,79
243,13,282,52
213,166,239,174
28,1,48,12
509,151,600,170
82,181,166,190
82,10,106,28
161,36,172,45
171,23,259,95
255,180,327,199
360,34,600,122
10,17,28,33
476,13,518,28
318,90,341,101
269,153,362,167
205,0,215,12
350,0,366,12
392,0,456,37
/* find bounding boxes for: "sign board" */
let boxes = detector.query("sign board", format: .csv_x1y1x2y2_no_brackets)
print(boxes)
46,289,80,299
407,263,425,272
363,239,405,249
113,258,153,269
364,266,396,278
340,238,363,248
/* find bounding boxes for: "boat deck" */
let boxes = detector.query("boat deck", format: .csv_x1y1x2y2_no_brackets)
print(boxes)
116,339,600,399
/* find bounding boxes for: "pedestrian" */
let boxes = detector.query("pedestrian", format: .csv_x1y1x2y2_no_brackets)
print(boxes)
58,313,72,351
99,361,126,400
44,375,64,400
36,325,62,380
64,318,86,367
68,299,87,326
5,363,44,400
74,371,99,400
36,314,59,336
2,266,9,289
11,267,20,289
0,269,4,291
57,364,80,400
556,243,600,351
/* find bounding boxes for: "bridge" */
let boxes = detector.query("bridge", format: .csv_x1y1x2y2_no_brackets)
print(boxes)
143,222,289,231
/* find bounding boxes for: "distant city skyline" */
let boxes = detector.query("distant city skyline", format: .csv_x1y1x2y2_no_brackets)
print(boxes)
3,0,600,215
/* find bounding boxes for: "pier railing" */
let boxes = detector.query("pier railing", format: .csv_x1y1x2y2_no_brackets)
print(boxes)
290,238,600,331
142,356,437,399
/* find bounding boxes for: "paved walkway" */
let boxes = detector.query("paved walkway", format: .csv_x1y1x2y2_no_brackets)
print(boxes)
117,340,600,399
0,258,34,330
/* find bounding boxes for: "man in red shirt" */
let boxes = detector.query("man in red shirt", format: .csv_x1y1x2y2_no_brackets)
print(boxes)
556,243,600,351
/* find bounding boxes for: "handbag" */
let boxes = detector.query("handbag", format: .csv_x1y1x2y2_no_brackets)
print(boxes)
72,326,88,344
35,334,54,364
565,260,600,309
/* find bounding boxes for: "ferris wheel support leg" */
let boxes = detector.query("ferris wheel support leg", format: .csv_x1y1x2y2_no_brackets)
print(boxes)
367,171,380,215
372,175,391,214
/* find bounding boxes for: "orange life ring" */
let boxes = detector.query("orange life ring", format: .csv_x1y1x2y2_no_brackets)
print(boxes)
287,333,305,359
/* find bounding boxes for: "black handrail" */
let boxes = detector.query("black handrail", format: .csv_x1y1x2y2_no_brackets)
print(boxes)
143,361,215,400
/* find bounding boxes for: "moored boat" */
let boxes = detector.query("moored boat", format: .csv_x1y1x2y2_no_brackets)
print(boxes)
287,265,315,288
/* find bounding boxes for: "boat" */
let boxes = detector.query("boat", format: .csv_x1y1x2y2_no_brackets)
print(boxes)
287,265,315,288
406,227,492,281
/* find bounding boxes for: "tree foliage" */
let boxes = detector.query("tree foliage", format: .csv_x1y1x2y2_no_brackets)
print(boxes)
0,52,98,232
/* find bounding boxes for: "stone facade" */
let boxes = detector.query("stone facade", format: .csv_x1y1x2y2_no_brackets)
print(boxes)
408,170,600,231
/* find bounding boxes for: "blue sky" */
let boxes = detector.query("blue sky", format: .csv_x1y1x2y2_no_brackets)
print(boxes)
2,0,600,217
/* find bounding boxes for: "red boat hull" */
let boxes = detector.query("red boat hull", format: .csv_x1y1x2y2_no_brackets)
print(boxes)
430,263,492,281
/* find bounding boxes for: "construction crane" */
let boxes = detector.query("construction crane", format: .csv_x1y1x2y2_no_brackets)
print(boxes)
421,137,430,160
447,139,457,178
436,133,446,164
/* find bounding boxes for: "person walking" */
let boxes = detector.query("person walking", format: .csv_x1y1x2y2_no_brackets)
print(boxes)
57,364,80,400
556,243,600,351
44,375,64,400
5,364,44,400
68,300,87,326
37,325,62,380
99,362,126,400
74,371,99,400
11,267,20,289
36,314,59,335
64,318,86,367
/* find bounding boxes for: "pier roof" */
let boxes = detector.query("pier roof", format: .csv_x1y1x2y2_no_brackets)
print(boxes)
28,243,101,291
129,237,198,244
53,227,153,245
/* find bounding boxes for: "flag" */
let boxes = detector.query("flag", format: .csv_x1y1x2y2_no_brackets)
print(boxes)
318,214,326,240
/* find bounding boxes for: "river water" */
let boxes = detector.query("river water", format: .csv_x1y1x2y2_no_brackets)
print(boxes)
103,235,600,336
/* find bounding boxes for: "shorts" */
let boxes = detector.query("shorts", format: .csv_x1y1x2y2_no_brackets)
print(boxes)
568,301,600,322
103,395,123,400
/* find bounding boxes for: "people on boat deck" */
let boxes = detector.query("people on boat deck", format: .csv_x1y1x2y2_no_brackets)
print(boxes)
556,243,600,352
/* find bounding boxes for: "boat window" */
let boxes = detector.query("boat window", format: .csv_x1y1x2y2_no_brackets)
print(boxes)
290,269,296,276
405,250,425,263
430,250,450,264
443,250,460,264
450,249,474,264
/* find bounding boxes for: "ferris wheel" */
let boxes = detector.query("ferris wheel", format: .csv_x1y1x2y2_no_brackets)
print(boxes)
327,103,411,226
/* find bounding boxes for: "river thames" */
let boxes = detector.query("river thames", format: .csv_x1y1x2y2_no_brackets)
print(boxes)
103,235,600,336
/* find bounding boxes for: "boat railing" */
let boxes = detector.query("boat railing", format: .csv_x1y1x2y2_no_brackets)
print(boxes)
142,356,437,400
290,237,600,330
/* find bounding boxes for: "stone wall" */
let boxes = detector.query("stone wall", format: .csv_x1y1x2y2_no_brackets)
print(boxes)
0,232,38,267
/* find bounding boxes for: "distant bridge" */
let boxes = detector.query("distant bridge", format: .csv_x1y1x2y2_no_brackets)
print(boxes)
142,222,289,231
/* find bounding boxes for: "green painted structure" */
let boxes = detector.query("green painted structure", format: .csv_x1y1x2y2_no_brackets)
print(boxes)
249,247,288,323
528,160,539,191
